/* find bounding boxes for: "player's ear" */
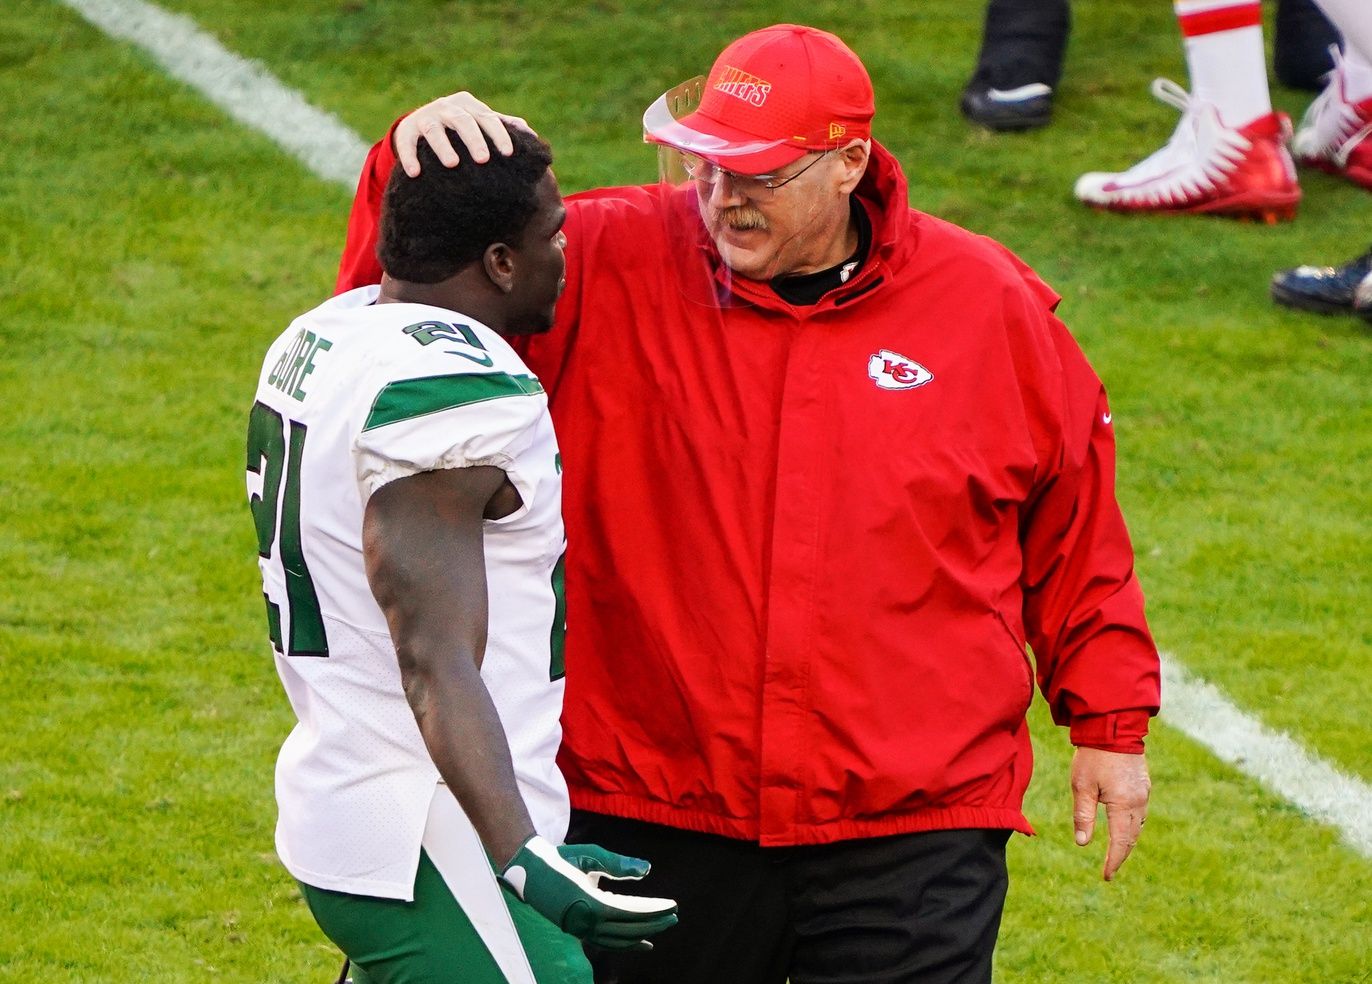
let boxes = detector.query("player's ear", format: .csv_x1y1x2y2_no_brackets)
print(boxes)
483,243,516,294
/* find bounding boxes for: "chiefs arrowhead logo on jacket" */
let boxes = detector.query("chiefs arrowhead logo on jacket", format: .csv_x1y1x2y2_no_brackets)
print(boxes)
867,349,933,390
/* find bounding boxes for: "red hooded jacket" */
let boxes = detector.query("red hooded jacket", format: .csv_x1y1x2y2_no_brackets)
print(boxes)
337,131,1160,846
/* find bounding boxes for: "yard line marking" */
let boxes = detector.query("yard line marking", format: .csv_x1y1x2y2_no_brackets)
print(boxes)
60,0,1372,865
56,0,367,188
1161,652,1372,858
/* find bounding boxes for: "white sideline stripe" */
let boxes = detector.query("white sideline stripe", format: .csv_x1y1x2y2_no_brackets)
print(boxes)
62,0,1372,865
56,0,367,189
1160,653,1372,857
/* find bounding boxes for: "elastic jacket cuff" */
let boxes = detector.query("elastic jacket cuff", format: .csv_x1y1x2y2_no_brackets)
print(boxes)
1069,709,1151,753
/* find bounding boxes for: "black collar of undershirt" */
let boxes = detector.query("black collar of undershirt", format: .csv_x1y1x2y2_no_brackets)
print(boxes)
769,198,872,306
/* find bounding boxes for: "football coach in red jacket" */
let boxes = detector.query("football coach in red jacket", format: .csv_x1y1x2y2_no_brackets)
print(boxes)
335,24,1160,984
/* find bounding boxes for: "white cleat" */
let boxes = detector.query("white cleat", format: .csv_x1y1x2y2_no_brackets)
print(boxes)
1292,46,1372,190
1074,79,1300,222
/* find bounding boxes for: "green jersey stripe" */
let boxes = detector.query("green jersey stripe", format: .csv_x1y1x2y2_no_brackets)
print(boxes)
363,372,545,431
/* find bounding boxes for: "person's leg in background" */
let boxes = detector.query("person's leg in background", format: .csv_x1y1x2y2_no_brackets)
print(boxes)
1274,0,1341,91
1269,2,1372,318
961,0,1071,131
1074,0,1300,221
1292,0,1372,188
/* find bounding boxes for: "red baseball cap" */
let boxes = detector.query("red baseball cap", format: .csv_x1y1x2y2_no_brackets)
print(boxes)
643,24,875,174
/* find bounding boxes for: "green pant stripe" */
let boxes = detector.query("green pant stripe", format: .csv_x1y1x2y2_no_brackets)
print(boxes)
298,849,590,983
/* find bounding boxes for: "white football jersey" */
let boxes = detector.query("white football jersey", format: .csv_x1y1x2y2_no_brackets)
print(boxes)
246,284,569,901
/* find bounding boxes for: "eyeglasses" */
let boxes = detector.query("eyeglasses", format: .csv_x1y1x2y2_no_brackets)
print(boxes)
679,151,830,194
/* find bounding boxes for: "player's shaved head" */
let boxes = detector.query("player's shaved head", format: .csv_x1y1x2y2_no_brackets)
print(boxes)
379,127,554,284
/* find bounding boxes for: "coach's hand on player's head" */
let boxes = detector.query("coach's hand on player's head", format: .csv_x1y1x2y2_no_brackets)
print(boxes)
1070,747,1151,881
498,835,678,950
396,91,537,177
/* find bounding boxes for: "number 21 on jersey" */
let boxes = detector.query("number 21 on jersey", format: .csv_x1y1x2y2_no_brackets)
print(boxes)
247,401,328,657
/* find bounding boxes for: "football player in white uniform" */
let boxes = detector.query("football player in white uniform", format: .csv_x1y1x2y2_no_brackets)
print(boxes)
246,127,677,983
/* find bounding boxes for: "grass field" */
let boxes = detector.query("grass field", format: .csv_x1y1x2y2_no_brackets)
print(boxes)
2,0,1369,980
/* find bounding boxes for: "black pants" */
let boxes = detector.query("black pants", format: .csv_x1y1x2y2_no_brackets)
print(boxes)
966,0,1340,93
968,0,1072,92
1274,0,1341,92
569,811,1012,984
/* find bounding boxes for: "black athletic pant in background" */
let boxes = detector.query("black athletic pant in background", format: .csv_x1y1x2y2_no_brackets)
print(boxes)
1274,0,1341,92
568,811,1012,984
968,0,1072,93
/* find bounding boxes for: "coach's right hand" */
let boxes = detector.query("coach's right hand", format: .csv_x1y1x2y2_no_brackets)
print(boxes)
395,91,536,177
499,835,679,950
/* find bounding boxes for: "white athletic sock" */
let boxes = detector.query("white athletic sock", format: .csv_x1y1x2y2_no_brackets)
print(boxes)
1310,0,1372,81
1175,0,1272,127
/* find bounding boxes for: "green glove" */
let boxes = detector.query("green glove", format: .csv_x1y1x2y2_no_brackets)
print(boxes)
498,835,679,950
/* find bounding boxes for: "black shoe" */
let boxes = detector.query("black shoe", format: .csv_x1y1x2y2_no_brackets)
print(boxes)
1271,246,1372,314
960,81,1054,131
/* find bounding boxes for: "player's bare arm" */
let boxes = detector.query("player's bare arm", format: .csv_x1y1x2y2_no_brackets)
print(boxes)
395,92,535,177
1070,747,1152,881
364,465,678,947
362,464,535,868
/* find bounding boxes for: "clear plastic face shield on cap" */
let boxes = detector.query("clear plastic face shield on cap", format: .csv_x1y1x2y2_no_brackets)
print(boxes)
643,76,857,297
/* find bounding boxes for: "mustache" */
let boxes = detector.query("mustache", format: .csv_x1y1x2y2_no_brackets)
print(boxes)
715,206,769,232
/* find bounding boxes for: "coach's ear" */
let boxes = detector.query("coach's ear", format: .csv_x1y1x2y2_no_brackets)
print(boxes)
483,242,516,293
836,139,870,195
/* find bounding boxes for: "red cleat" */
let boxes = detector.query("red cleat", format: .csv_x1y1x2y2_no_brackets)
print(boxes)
1292,47,1372,191
1074,79,1301,223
